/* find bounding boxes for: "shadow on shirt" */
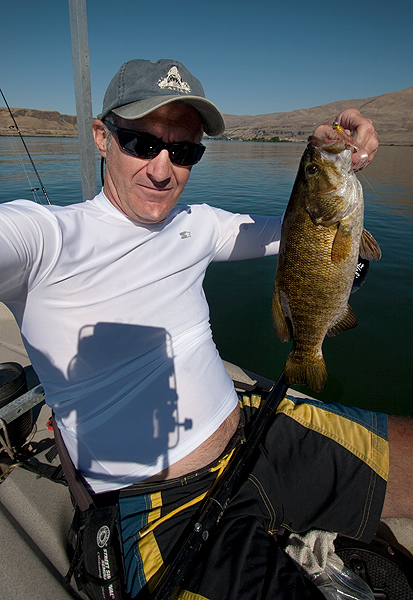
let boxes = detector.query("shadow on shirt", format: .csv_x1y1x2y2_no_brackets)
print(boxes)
27,321,193,486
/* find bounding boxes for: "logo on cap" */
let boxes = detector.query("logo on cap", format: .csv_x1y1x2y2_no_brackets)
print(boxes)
158,67,191,93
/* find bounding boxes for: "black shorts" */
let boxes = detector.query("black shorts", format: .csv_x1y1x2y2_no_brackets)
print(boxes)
117,393,388,599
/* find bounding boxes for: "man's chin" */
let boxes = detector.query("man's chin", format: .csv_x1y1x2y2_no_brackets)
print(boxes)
130,205,171,224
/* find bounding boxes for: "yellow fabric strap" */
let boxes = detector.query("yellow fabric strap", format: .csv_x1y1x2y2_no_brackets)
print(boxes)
178,590,209,600
139,449,235,540
276,397,389,480
139,531,164,592
240,393,262,409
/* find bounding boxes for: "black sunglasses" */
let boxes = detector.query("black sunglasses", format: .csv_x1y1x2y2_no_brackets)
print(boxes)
103,120,205,166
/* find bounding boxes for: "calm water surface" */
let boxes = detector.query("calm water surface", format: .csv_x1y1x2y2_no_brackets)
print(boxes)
1,136,412,416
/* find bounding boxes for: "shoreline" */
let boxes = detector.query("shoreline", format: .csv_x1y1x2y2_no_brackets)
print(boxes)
1,133,412,147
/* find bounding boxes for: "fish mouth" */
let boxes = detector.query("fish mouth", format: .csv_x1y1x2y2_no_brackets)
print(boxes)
308,135,369,171
308,136,349,151
308,136,354,174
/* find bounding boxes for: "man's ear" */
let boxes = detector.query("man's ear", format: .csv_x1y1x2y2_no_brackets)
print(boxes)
93,119,107,158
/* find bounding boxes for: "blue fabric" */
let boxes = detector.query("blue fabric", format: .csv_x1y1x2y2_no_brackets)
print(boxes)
118,493,153,596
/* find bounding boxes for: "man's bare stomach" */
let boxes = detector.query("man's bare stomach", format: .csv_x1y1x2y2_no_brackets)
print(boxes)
146,404,240,482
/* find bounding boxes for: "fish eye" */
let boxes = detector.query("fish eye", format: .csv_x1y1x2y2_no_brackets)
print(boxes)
307,164,318,175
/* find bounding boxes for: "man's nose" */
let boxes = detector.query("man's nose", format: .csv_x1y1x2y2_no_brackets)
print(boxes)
146,149,172,185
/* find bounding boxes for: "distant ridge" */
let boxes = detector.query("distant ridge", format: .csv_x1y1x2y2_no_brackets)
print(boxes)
0,107,77,137
1,87,412,145
222,87,413,146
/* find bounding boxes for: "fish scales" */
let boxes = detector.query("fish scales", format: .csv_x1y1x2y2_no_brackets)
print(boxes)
272,137,381,392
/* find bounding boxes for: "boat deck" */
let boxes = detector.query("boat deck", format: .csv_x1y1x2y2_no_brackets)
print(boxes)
0,404,86,600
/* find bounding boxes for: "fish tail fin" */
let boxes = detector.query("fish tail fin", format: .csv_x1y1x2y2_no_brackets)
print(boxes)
284,350,328,392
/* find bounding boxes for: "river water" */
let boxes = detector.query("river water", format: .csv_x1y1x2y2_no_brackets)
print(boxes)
0,136,412,416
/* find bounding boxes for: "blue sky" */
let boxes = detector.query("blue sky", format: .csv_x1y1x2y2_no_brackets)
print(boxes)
1,0,412,118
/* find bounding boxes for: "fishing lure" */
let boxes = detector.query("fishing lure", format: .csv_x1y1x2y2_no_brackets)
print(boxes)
331,120,369,170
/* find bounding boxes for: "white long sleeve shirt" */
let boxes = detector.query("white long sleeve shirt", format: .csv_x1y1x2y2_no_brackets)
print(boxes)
0,191,281,492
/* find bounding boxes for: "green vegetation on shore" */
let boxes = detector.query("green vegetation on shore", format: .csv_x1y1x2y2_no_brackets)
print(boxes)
244,136,291,143
212,134,291,143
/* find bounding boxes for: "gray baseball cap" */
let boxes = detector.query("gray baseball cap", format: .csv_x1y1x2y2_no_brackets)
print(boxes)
98,59,225,136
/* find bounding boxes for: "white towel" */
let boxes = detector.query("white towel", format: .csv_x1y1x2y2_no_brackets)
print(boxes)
284,530,344,575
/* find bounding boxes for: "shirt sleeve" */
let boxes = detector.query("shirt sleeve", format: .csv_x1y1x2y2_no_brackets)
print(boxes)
0,200,59,302
208,206,283,262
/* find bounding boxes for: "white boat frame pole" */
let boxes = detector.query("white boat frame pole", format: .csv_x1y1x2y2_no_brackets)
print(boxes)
68,0,97,201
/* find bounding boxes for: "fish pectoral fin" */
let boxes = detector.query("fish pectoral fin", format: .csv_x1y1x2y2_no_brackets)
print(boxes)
272,291,292,342
327,305,358,337
331,222,353,264
359,228,382,261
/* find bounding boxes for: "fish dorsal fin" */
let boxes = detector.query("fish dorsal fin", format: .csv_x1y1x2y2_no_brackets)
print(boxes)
327,305,358,337
360,228,382,261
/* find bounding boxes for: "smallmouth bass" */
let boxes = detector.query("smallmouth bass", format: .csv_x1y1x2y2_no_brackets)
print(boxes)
272,137,381,392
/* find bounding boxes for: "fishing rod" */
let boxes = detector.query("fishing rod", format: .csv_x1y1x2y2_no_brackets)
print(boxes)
152,372,289,600
0,88,51,205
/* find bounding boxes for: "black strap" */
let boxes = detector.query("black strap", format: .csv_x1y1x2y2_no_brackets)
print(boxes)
51,414,95,512
153,373,289,600
20,457,66,484
51,416,125,599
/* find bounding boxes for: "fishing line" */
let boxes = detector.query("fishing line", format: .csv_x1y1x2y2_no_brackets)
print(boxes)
7,133,43,204
0,88,51,205
333,122,412,224
356,169,412,224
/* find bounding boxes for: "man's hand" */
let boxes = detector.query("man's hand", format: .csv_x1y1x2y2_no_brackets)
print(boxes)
313,109,379,170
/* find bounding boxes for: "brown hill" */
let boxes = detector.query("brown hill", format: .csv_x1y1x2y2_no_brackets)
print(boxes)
222,87,413,146
0,107,77,137
0,87,412,144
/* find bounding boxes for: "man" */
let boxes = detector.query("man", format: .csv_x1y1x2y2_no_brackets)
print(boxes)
0,59,411,599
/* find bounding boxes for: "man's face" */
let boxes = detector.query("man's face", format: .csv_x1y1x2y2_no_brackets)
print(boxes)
93,102,203,224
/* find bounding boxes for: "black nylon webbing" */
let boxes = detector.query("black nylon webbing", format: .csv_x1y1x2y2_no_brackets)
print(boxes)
51,414,95,512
